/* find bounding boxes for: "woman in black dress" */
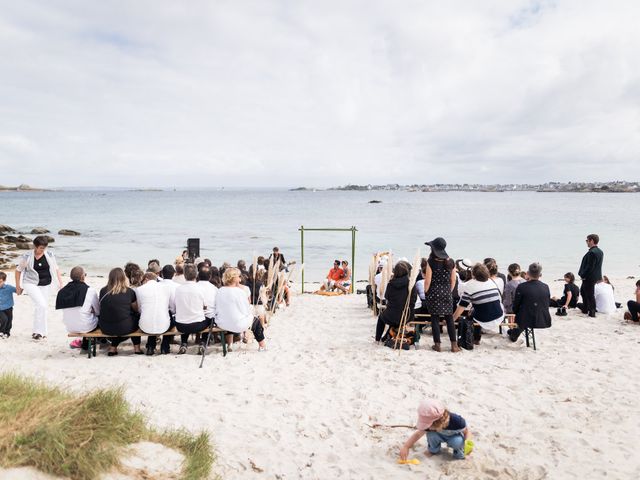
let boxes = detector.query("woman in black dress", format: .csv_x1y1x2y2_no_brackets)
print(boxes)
424,237,459,352
99,267,142,356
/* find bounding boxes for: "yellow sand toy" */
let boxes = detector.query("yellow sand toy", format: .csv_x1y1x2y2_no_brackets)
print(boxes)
397,458,421,465
464,439,474,455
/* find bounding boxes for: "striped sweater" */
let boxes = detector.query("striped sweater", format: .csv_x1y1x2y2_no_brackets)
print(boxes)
458,279,504,323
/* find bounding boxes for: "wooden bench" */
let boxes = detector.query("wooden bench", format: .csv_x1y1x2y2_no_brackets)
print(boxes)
68,326,228,358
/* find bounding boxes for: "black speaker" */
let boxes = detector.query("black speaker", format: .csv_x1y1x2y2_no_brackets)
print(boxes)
187,238,200,262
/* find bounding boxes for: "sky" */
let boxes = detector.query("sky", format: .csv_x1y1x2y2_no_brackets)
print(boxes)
0,0,639,188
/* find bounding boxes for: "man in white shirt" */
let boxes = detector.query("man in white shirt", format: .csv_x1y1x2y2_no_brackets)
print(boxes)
196,267,218,322
175,264,209,354
136,272,175,355
55,266,99,350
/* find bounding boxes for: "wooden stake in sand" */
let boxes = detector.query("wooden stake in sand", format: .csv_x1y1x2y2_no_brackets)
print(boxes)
369,254,379,316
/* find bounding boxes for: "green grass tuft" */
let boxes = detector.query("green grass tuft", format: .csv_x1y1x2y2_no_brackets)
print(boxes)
0,372,215,479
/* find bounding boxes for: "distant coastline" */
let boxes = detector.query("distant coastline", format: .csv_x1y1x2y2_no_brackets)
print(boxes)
0,184,51,192
290,181,640,193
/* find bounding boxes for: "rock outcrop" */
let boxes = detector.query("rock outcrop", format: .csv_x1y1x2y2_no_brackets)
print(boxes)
31,227,50,234
58,229,80,236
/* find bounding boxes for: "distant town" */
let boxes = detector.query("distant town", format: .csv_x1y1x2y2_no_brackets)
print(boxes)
291,181,640,193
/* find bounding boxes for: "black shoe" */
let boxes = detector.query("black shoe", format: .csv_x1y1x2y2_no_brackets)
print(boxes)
145,347,155,356
555,308,567,317
507,329,519,342
178,343,188,354
108,351,118,357
588,311,596,318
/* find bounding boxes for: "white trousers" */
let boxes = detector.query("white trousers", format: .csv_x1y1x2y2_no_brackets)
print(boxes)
23,283,50,336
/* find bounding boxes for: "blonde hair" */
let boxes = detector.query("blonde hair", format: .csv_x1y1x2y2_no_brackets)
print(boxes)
222,267,241,286
429,410,450,431
106,267,130,295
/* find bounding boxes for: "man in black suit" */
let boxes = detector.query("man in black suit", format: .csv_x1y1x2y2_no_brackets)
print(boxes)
508,263,552,342
578,234,604,318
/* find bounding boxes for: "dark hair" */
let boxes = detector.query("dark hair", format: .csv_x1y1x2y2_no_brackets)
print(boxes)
587,234,599,244
393,261,410,278
204,258,212,267
146,263,161,274
198,267,211,282
342,260,348,266
273,247,279,252
33,236,49,248
636,279,640,288
237,260,247,271
70,266,84,282
508,263,521,277
472,263,490,282
175,264,184,275
209,266,221,287
420,257,428,273
162,264,175,279
148,259,160,268
184,264,197,281
603,275,613,290
334,259,340,265
445,258,455,271
124,262,143,287
564,272,575,284
528,262,542,279
0,272,6,281
484,258,498,276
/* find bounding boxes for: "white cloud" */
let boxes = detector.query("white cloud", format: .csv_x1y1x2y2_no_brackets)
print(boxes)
0,0,638,187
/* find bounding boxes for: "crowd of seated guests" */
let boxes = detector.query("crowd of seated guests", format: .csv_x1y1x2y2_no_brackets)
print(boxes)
57,247,293,356
369,240,564,351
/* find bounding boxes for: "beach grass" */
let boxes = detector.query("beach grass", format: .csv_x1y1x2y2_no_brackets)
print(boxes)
0,372,215,479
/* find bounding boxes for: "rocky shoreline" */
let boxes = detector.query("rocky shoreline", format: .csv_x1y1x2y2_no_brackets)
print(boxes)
0,225,80,270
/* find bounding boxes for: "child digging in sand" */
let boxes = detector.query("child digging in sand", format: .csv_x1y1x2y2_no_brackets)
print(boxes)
399,399,470,461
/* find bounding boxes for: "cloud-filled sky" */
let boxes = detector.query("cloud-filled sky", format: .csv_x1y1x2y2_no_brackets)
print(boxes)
1,0,639,188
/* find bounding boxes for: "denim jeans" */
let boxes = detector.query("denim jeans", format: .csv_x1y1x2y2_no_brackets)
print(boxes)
427,431,465,459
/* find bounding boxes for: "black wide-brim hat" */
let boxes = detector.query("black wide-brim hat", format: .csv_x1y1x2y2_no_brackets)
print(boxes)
425,237,448,259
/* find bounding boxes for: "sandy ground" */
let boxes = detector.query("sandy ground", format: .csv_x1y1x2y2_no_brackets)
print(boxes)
1,276,640,479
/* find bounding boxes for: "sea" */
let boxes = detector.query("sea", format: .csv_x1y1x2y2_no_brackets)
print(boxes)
1,189,638,284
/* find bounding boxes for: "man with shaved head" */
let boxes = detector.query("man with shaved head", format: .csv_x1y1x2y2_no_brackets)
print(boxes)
56,266,100,350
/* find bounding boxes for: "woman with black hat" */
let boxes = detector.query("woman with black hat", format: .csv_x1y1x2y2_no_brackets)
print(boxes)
424,237,459,353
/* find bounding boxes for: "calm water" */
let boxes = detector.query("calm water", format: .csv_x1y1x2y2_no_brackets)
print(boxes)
1,190,638,282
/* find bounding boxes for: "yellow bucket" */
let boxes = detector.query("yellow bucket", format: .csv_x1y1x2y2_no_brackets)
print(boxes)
464,439,474,456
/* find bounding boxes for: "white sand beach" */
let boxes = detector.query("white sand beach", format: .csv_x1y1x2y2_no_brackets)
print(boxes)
1,276,639,479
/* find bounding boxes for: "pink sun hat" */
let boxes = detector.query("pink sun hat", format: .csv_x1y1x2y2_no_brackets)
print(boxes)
416,399,445,430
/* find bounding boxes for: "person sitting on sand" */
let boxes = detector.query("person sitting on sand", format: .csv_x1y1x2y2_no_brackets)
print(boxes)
321,260,344,292
452,263,504,345
174,264,209,355
549,272,579,316
215,267,266,352
507,263,552,342
99,268,142,356
336,260,352,294
593,278,616,314
56,266,100,350
374,261,417,343
400,399,470,461
136,272,174,356
503,263,525,314
624,280,640,322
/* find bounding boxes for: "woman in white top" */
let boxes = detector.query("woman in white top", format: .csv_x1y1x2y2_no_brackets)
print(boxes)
594,278,616,314
215,267,266,352
15,236,63,340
